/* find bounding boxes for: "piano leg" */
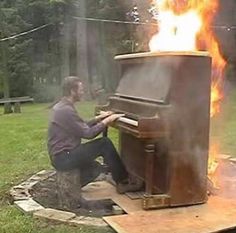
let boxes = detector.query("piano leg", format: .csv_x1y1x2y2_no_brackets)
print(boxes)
143,143,171,210
144,143,155,195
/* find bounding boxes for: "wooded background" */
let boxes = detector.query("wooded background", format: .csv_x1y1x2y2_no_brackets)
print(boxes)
0,0,236,102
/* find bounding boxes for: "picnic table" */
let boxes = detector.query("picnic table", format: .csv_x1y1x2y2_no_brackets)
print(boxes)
0,96,34,114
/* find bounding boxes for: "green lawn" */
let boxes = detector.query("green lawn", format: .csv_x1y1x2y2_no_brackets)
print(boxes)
0,88,236,233
0,102,114,233
210,86,236,154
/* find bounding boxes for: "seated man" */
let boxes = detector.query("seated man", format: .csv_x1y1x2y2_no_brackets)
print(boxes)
47,76,141,193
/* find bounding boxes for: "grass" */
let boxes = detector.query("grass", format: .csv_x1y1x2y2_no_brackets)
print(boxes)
210,86,236,154
0,102,114,233
0,88,236,233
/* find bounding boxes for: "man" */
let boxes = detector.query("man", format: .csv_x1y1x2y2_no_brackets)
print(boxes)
48,76,141,193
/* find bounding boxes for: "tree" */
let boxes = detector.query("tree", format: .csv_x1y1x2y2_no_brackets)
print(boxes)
0,1,34,113
0,0,79,102
85,0,132,94
0,0,135,102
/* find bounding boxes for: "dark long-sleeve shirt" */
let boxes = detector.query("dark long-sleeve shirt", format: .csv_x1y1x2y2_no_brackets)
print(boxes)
47,98,106,156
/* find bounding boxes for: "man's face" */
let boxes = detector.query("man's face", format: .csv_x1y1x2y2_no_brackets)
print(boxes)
71,81,84,101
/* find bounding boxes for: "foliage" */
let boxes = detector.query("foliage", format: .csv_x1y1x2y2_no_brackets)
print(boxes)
31,83,61,102
0,0,77,99
0,1,33,98
0,0,135,100
84,0,134,93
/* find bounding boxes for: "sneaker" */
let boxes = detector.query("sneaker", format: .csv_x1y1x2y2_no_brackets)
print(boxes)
116,181,144,194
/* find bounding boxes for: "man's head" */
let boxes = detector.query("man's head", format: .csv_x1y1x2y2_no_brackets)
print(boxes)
62,76,84,102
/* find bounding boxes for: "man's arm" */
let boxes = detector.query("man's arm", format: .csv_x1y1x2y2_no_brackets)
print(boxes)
55,107,106,139
54,107,124,139
86,111,113,126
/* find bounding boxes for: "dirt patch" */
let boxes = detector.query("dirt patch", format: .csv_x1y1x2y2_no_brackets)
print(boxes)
30,174,116,217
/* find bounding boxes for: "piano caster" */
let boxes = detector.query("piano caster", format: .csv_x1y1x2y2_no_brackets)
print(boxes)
142,194,171,210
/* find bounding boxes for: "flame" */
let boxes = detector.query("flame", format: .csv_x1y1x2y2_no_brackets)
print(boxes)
149,10,201,51
149,0,226,117
149,0,226,175
208,143,220,188
211,82,223,117
208,143,219,176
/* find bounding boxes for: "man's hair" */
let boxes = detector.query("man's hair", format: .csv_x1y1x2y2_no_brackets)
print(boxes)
62,76,81,96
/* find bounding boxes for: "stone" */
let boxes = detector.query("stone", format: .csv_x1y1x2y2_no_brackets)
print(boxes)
15,199,44,213
36,170,48,175
69,216,107,227
10,186,31,201
28,175,41,182
20,181,38,190
34,208,76,223
36,170,56,180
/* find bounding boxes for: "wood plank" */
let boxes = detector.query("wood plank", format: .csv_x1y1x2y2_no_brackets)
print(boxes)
82,181,142,213
115,51,210,60
104,196,236,233
0,96,34,104
82,181,236,232
112,195,141,214
82,181,115,200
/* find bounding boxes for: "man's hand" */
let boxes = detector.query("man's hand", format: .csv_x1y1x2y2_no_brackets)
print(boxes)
102,113,125,125
96,111,113,121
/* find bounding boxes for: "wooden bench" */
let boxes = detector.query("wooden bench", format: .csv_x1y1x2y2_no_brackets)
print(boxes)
0,96,34,114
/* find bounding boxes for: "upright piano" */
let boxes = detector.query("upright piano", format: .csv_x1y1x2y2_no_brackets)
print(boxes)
96,51,212,209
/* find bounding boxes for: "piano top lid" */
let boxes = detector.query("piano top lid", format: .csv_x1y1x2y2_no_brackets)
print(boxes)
115,51,210,60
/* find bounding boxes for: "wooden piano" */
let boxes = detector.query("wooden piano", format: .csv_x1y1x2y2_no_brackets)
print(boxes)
96,51,212,210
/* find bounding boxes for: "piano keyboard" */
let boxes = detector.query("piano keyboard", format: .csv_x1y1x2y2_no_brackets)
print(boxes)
117,116,138,127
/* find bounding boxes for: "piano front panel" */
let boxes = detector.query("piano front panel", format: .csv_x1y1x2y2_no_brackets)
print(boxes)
166,55,211,205
120,132,169,194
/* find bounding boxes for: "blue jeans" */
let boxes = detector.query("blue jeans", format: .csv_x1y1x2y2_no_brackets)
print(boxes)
51,137,128,184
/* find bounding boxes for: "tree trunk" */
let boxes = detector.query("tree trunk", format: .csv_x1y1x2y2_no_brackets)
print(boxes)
76,0,90,98
99,22,110,92
0,7,11,114
56,169,81,210
1,44,9,99
61,22,70,79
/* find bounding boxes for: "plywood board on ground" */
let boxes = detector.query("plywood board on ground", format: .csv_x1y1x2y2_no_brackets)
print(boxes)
82,181,142,213
104,196,236,233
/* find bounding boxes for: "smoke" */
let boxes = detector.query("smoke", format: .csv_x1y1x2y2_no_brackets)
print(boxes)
116,55,182,104
114,52,215,204
213,0,236,65
209,76,236,199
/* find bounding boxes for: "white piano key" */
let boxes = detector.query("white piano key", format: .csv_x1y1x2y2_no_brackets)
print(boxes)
117,117,138,127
